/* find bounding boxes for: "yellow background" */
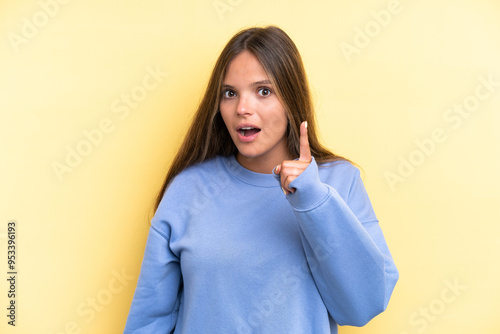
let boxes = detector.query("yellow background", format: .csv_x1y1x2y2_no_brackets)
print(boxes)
1,0,499,333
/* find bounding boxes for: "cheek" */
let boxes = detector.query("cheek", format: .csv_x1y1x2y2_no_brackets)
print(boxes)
265,113,288,143
219,105,232,127
272,109,288,135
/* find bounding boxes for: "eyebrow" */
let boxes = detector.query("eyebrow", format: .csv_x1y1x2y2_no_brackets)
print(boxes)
222,80,272,89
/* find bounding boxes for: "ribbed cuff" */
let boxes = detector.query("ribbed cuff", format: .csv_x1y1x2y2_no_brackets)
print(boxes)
273,157,330,211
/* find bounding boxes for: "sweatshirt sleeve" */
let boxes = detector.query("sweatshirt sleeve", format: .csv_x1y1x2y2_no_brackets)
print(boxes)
123,218,182,333
283,157,399,327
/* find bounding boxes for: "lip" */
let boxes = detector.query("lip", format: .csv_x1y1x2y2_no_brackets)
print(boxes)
236,123,261,143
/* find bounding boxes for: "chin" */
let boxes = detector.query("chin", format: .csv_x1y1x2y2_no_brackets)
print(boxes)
236,147,263,159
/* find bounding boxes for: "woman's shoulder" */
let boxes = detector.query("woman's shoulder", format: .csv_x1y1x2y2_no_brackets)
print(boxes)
168,156,221,186
316,158,363,194
164,156,231,195
156,156,228,212
318,158,359,177
180,155,233,178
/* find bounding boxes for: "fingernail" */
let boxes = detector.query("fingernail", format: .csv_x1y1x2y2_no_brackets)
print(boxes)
281,187,287,195
304,121,308,129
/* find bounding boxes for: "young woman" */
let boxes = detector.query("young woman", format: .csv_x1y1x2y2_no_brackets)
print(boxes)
124,26,398,334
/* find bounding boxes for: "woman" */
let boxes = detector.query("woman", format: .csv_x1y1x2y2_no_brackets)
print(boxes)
124,26,398,333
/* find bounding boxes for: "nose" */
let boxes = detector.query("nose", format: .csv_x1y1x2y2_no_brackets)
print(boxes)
236,94,253,116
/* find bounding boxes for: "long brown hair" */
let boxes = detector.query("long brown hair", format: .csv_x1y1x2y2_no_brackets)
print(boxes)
154,26,347,210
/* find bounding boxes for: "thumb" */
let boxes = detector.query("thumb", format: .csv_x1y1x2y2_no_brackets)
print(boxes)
274,164,281,175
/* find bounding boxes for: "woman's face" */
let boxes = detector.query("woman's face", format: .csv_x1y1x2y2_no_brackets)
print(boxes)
219,51,290,173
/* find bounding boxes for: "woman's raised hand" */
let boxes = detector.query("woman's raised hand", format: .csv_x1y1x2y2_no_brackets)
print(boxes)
274,121,312,195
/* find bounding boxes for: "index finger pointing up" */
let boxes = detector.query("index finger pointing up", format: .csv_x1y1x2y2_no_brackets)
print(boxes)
299,121,312,162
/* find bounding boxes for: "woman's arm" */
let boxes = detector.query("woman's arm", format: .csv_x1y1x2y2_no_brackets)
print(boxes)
124,221,182,333
279,157,399,326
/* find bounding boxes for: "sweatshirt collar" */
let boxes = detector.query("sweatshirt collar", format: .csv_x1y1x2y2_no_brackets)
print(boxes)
222,155,279,188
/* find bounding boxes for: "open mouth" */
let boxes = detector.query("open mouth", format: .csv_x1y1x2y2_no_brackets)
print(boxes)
239,127,261,137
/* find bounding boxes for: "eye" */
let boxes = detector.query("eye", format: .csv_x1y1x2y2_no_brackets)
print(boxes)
258,87,272,97
222,89,236,98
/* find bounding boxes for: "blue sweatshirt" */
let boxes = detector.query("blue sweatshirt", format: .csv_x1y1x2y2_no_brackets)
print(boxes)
124,155,398,333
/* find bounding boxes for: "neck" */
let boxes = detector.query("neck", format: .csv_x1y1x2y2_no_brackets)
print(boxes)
236,151,292,174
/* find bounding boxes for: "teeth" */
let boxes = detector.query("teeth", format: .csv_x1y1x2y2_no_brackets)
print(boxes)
239,127,255,136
